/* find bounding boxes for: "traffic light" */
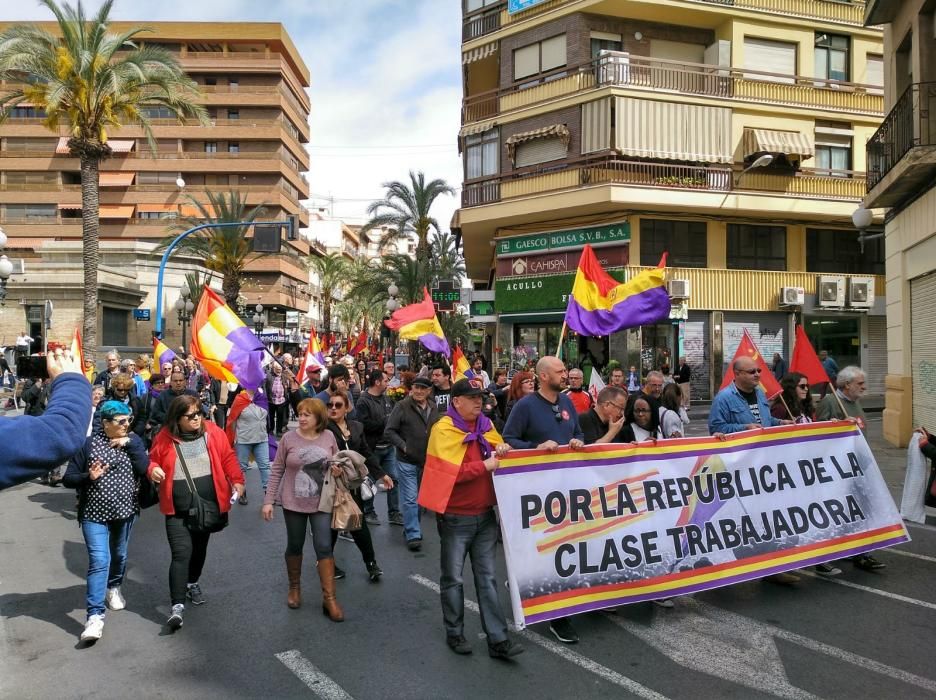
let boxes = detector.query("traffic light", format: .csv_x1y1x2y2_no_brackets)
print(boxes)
287,214,299,241
253,224,282,253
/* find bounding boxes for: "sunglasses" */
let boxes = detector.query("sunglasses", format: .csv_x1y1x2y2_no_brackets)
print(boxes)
326,403,344,409
633,408,651,414
109,417,132,426
797,383,809,389
550,404,562,422
182,411,202,420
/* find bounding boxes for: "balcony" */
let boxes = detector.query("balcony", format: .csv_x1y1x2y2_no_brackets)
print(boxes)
865,82,936,209
463,4,504,41
463,52,883,123
461,154,866,207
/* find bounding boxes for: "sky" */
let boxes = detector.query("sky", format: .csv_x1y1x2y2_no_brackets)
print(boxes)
4,0,464,228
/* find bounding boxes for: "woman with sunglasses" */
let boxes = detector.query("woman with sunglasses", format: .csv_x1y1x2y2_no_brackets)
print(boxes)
147,395,245,631
63,400,150,643
324,391,393,582
625,394,662,441
263,398,344,620
105,374,144,437
771,372,815,424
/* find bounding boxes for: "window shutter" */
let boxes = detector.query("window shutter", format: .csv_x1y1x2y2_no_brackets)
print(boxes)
514,44,539,80
866,54,883,89
541,35,567,71
515,136,567,168
743,38,796,83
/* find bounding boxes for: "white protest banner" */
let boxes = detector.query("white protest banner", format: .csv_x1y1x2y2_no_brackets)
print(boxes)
493,421,909,628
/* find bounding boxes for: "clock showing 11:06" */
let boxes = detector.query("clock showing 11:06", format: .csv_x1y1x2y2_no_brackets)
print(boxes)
431,280,460,311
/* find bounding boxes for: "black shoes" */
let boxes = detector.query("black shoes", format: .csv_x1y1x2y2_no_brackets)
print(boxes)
548,617,579,644
447,635,472,655
333,565,346,580
407,538,422,552
366,561,383,582
488,639,525,659
853,554,886,571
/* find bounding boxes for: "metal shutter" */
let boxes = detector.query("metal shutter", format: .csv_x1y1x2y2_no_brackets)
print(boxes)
724,312,789,375
743,38,796,84
684,312,710,401
864,315,887,395
911,273,936,430
514,136,567,168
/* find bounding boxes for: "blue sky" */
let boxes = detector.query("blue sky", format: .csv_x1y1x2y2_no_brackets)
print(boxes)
6,0,464,227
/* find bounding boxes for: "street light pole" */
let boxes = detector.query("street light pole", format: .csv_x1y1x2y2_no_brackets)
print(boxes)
175,287,195,350
385,284,399,360
0,227,12,306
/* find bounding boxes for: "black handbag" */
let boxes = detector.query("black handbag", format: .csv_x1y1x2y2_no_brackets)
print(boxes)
137,477,160,509
175,443,228,534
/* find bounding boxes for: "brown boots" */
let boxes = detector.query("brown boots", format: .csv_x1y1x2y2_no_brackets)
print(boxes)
317,558,344,622
286,554,302,609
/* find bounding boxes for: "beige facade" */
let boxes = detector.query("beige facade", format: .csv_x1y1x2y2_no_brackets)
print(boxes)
0,22,312,355
457,0,885,398
863,0,936,446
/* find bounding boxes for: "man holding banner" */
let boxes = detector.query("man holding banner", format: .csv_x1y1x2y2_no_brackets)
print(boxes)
709,356,791,435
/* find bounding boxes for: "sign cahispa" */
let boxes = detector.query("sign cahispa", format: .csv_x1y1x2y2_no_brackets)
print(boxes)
507,0,552,14
495,269,626,313
497,245,629,278
496,221,630,258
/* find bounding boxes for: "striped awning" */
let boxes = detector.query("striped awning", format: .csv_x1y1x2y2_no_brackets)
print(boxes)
615,97,732,164
107,140,135,153
55,137,72,155
180,204,217,218
58,202,82,210
462,41,498,65
459,120,497,138
99,172,135,187
743,128,814,161
98,205,135,218
505,124,570,161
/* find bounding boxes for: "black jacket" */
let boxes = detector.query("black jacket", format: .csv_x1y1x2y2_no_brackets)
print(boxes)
355,390,395,451
151,388,199,428
383,395,440,467
325,419,385,480
62,432,150,520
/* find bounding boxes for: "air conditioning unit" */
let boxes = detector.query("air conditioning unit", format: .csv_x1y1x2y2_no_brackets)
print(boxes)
848,276,875,308
780,286,805,306
9,259,25,275
667,279,691,299
818,275,846,307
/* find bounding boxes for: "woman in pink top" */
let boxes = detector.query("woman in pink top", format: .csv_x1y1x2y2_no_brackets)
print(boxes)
262,398,343,620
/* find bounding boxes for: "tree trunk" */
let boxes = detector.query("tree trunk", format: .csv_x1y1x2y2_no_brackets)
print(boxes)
80,154,101,364
222,274,239,308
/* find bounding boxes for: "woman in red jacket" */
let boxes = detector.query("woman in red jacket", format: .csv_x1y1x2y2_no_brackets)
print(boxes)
147,394,244,631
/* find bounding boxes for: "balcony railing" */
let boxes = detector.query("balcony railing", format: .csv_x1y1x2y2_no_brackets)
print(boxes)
866,82,936,190
461,154,866,207
690,0,867,26
463,5,504,41
463,52,883,123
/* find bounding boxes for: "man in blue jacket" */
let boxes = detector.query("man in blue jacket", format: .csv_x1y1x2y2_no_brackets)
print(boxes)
0,351,92,491
709,356,791,435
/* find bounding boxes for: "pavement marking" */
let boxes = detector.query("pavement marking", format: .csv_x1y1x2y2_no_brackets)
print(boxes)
606,599,936,696
798,570,936,611
275,650,355,700
891,548,936,565
905,521,936,534
409,574,668,700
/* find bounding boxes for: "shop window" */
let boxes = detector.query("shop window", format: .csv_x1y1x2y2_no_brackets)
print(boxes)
806,228,884,275
465,128,498,179
102,307,128,347
640,219,707,268
815,33,850,82
727,223,786,271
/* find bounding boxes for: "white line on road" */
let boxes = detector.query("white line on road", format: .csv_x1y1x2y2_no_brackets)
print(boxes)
891,548,936,565
275,650,355,700
799,570,936,611
906,521,936,534
409,574,669,700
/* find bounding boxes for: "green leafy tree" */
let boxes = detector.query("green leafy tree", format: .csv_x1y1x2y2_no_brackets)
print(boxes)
306,252,349,336
360,171,455,278
0,0,207,359
430,231,466,282
162,190,267,307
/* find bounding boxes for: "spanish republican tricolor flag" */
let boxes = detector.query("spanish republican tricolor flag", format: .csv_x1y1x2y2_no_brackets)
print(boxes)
70,329,94,381
565,245,671,336
153,337,177,370
190,286,266,390
384,287,451,356
451,345,471,382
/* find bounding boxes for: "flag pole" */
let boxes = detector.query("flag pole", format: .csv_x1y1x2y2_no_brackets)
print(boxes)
556,320,568,361
775,392,793,420
828,382,852,422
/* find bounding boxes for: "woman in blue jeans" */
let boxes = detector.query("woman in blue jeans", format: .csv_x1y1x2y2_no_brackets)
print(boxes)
64,400,150,643
226,387,271,504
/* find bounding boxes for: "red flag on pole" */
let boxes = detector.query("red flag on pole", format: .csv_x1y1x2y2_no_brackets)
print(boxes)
790,324,831,386
720,329,783,397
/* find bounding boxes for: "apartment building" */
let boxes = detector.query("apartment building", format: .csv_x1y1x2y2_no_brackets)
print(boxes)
862,0,936,445
456,0,885,400
0,22,312,354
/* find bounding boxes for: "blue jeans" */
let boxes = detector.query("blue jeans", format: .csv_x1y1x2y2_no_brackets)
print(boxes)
438,510,508,644
396,458,421,542
236,442,270,490
81,516,137,618
373,446,400,516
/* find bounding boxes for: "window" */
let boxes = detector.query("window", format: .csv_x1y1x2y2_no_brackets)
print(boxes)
229,78,239,90
204,141,217,153
743,37,796,83
465,0,500,12
514,136,566,168
5,137,54,151
465,128,498,179
227,109,240,120
204,76,217,86
815,33,849,82
640,219,707,268
102,307,128,347
513,34,566,81
137,171,182,184
815,121,852,176
141,106,174,119
727,224,786,271
228,142,240,153
8,106,46,119
807,228,884,275
2,204,56,220
137,211,177,220
591,31,622,59
865,54,883,95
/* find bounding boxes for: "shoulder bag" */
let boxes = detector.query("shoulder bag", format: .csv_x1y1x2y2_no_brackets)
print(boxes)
175,442,228,533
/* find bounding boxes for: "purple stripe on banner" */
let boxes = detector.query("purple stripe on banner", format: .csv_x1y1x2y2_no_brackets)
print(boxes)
500,429,852,475
566,286,671,337
521,534,909,625
418,332,450,356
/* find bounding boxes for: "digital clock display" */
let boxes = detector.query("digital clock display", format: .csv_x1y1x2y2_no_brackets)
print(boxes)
431,291,461,301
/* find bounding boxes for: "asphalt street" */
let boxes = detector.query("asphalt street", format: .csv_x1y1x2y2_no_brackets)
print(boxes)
2,415,936,700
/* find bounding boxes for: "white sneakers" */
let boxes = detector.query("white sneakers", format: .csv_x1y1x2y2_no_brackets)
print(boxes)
80,615,104,642
105,587,126,611
167,603,185,630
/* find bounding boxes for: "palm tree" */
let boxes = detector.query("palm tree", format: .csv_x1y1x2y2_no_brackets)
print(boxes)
306,252,349,336
0,0,208,360
431,231,466,283
162,190,267,307
360,171,455,273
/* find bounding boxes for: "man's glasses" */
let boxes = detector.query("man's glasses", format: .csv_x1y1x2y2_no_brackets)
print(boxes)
606,402,627,412
633,408,651,414
182,411,202,420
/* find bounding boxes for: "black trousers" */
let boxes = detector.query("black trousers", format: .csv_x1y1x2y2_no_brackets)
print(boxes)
331,489,376,565
269,401,289,435
165,515,211,605
283,509,334,560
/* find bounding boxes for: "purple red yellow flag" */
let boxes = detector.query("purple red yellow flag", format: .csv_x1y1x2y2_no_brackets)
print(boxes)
190,286,266,390
153,337,177,371
451,345,471,382
565,245,671,336
384,287,450,356
70,329,94,381
296,331,326,386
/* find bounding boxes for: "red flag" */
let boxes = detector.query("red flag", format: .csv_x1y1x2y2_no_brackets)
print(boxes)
790,324,831,386
348,330,367,357
721,329,783,397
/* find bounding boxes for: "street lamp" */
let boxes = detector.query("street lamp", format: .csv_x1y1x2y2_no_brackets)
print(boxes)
175,287,195,349
719,154,775,209
852,206,882,254
252,303,267,334
385,284,400,356
0,226,12,306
